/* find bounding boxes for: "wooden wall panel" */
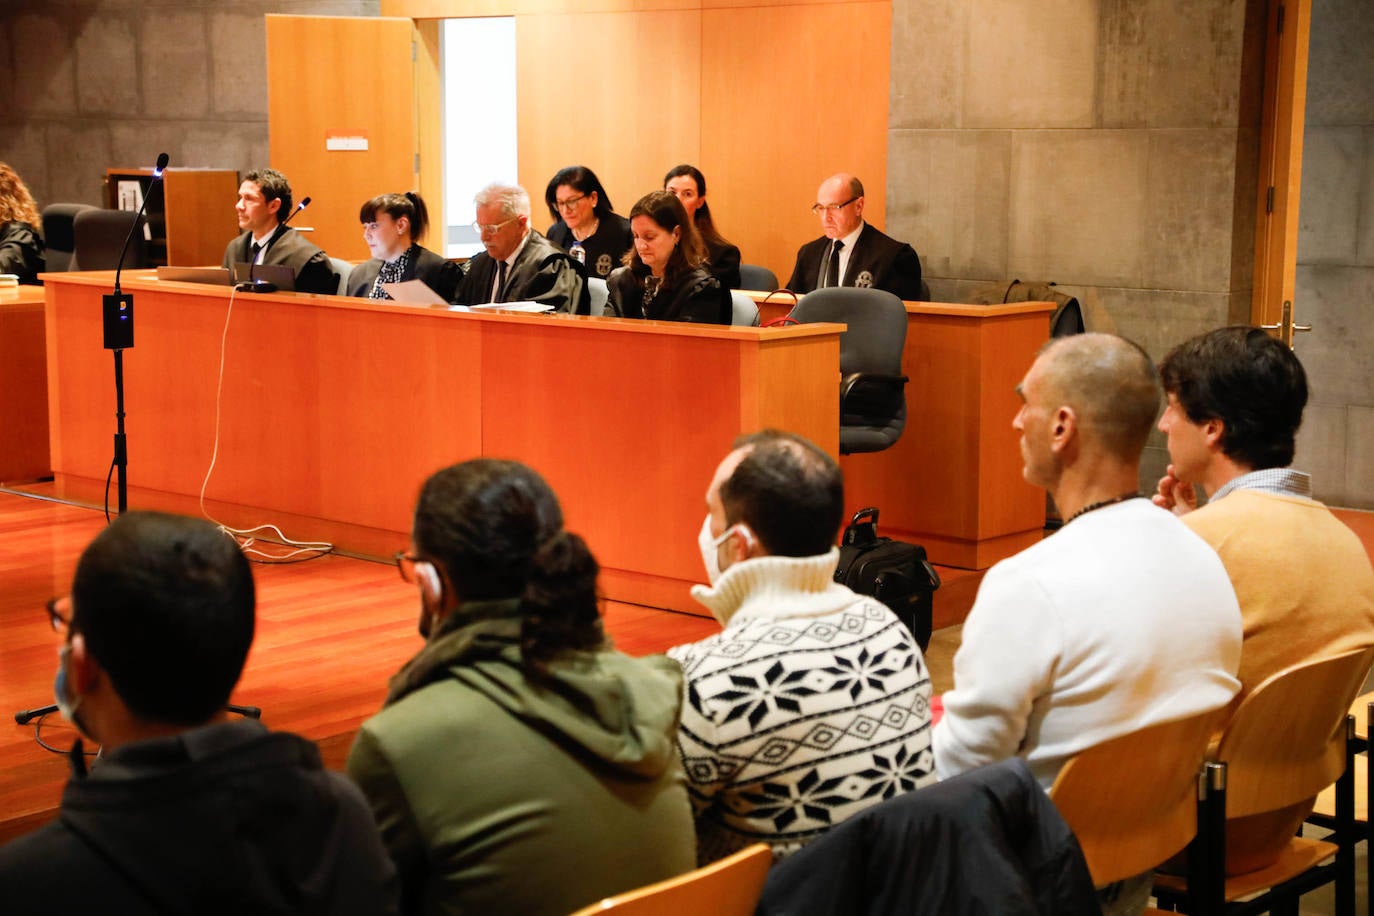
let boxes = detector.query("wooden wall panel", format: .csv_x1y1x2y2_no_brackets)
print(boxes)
700,1,891,283
0,289,49,482
415,19,446,239
267,16,418,262
384,1,698,16
373,0,890,281
516,9,702,227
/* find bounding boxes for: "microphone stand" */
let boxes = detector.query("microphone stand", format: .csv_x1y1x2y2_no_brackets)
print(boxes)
103,153,169,517
13,160,268,727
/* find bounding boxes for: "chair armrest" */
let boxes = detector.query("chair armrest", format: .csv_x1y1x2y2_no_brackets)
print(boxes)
840,373,908,424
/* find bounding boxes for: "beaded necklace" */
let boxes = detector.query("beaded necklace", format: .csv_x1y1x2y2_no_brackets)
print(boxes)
1064,493,1140,525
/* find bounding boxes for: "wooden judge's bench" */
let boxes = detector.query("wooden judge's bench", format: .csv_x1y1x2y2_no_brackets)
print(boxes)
38,272,1053,616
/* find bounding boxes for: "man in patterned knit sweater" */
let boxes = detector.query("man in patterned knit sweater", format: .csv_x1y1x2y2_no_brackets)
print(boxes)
668,430,934,863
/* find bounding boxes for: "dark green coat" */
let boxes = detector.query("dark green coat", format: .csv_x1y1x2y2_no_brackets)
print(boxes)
347,604,695,916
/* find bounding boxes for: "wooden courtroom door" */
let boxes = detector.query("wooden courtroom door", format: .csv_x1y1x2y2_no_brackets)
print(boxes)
266,15,420,263
1251,0,1311,345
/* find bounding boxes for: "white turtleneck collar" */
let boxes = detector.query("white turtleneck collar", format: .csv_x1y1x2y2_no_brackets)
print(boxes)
690,548,860,628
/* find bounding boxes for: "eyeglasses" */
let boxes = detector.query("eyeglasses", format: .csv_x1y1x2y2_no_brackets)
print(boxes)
394,551,423,584
45,596,70,632
554,194,586,213
472,216,520,236
810,196,859,215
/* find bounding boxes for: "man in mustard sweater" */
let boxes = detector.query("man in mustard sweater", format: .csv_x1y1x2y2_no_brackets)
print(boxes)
1154,325,1374,872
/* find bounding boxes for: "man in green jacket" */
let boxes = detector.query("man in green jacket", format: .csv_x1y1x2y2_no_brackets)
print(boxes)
347,459,695,916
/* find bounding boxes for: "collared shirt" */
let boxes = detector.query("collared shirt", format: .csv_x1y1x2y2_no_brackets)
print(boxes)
249,227,278,263
822,221,865,287
490,230,532,302
1211,467,1313,502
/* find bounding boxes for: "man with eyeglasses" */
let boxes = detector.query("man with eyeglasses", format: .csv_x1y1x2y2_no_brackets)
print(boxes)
785,173,925,301
454,182,589,313
0,511,397,915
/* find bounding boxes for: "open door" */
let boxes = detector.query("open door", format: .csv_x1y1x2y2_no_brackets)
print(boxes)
1251,0,1313,346
266,15,419,263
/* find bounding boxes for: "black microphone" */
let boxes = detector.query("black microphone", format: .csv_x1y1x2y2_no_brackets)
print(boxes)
236,195,312,293
104,152,168,350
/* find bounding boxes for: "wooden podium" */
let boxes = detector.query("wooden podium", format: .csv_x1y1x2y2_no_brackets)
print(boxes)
753,293,1055,569
0,286,49,482
103,168,240,266
43,273,841,615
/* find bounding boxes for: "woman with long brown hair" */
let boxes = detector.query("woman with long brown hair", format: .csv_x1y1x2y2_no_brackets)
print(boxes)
663,164,740,290
0,163,45,284
606,190,729,324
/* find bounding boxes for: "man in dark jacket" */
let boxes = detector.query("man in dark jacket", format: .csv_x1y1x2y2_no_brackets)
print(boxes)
454,182,590,313
0,511,396,915
786,173,924,301
222,167,339,295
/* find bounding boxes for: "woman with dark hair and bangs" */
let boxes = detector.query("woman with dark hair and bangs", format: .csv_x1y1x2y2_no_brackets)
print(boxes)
606,190,729,324
347,190,462,302
663,163,740,290
0,163,45,284
543,165,632,280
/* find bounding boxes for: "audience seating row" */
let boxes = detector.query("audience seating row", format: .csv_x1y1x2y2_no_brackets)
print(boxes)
593,647,1373,916
1061,645,1371,916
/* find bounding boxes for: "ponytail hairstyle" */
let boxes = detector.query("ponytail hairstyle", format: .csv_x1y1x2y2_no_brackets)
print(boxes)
412,459,604,667
358,191,431,244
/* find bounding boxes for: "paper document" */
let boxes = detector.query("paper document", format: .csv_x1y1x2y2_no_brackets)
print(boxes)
469,301,554,313
381,279,447,305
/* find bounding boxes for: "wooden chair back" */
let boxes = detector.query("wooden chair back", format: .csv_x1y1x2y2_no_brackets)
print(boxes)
1050,706,1226,886
1218,646,1374,819
568,844,772,916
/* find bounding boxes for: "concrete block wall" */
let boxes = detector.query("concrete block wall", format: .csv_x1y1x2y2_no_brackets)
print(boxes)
887,0,1267,495
0,0,379,209
1291,0,1374,508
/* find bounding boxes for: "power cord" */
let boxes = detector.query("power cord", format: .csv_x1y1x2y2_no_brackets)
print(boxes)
199,285,334,564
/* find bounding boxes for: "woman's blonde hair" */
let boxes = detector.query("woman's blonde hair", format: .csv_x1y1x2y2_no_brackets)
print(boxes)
0,163,41,228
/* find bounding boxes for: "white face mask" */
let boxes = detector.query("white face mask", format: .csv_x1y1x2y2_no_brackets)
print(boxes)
698,515,726,584
698,515,751,584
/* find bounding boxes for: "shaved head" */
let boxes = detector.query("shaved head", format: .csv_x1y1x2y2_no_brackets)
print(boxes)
821,173,864,199
1034,333,1162,461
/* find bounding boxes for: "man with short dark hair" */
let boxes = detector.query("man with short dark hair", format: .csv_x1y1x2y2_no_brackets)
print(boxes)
786,173,924,300
935,334,1242,789
1154,326,1374,873
1155,326,1374,699
454,182,589,312
668,430,935,863
0,511,396,915
222,167,338,295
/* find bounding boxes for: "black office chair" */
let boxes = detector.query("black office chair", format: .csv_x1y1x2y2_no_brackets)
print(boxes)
41,203,97,272
738,263,779,291
791,287,909,455
71,208,146,271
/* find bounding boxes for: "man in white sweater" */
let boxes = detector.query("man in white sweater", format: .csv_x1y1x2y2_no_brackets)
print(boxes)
669,430,935,863
934,334,1243,790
